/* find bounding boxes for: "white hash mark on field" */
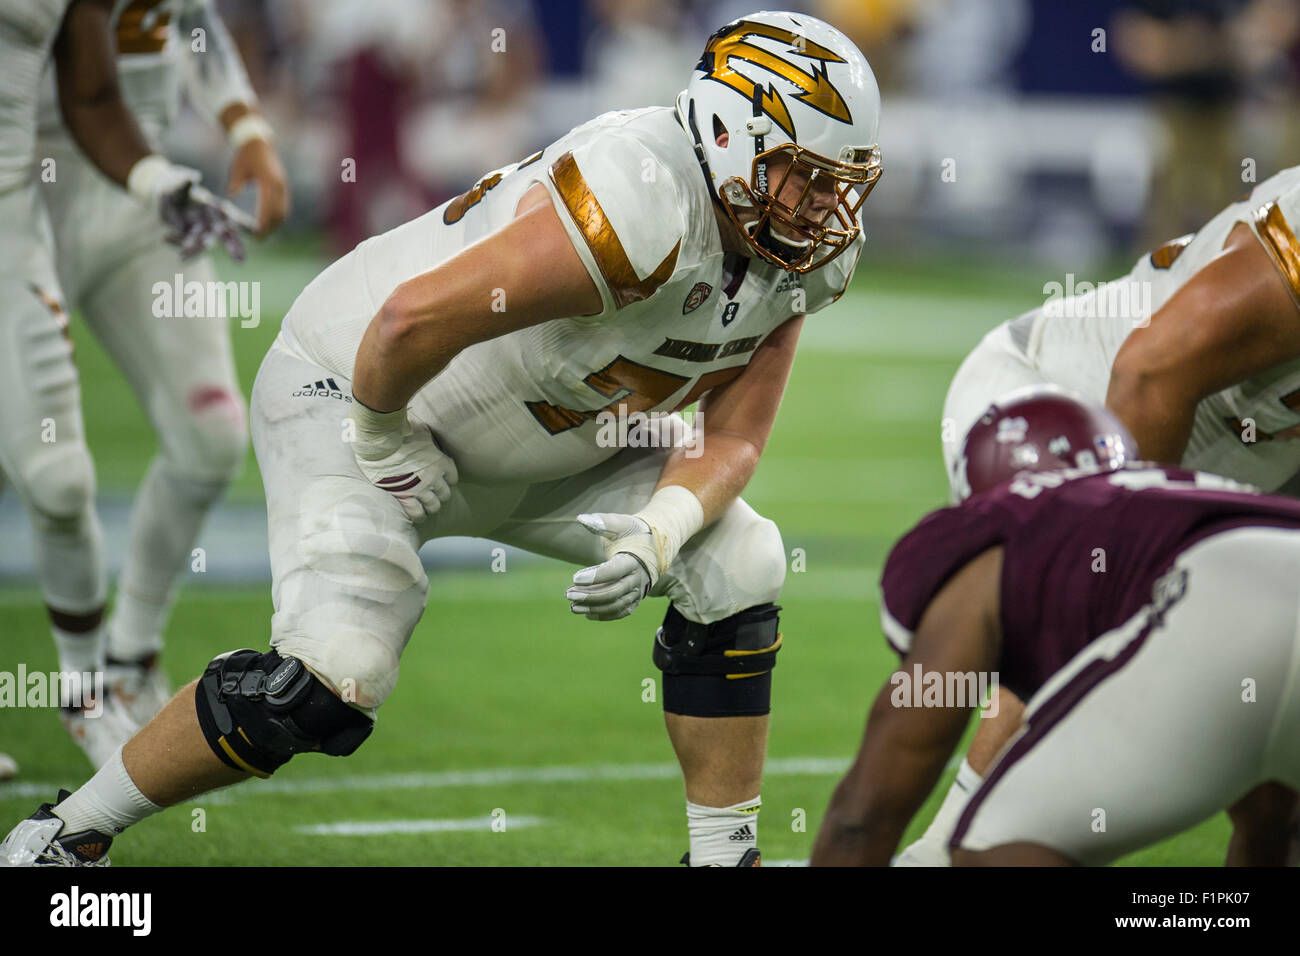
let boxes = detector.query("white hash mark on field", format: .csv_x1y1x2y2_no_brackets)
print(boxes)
296,815,545,836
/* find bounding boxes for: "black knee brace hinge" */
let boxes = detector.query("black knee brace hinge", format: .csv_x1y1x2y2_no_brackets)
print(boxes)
194,649,373,777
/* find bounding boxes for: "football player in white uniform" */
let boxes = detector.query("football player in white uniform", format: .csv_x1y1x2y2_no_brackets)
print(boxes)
0,0,248,770
36,0,288,728
896,165,1300,866
0,11,882,866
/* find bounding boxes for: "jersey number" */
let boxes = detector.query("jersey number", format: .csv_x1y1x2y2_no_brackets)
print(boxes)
525,357,743,435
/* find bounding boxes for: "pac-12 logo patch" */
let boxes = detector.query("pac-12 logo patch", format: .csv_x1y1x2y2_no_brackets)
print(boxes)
682,282,713,314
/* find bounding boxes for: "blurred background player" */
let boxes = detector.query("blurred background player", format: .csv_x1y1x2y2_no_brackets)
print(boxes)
0,0,248,769
35,0,289,728
814,387,1300,866
0,10,882,868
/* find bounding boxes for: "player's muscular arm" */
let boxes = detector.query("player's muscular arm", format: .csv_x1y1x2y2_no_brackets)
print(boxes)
1106,222,1300,464
53,0,152,187
352,184,602,412
657,314,805,525
811,547,1002,866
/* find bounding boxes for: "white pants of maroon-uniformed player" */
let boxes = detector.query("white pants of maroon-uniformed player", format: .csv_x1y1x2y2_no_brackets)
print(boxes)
250,339,787,714
951,526,1300,865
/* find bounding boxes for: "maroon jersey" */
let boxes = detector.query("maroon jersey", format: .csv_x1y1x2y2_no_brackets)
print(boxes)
880,464,1300,699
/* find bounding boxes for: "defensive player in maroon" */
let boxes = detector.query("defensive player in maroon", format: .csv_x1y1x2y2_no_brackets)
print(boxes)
811,386,1300,866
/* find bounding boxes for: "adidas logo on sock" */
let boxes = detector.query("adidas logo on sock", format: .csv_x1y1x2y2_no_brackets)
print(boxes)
728,823,755,843
291,377,350,401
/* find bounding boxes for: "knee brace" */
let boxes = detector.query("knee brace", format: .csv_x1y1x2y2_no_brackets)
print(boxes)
194,649,373,778
652,603,782,718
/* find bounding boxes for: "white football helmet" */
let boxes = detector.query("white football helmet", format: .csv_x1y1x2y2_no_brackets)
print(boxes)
675,11,883,273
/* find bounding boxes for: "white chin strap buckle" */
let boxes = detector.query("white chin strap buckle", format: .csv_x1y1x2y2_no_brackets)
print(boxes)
745,117,773,137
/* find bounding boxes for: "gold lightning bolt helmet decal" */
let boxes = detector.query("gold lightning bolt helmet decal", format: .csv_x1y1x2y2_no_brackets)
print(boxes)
699,19,852,140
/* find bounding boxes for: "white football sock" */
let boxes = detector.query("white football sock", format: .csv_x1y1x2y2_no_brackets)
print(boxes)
686,797,761,866
108,463,228,661
54,749,161,836
52,623,105,678
917,758,982,855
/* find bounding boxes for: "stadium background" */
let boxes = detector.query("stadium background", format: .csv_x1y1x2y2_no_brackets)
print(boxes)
3,0,1299,864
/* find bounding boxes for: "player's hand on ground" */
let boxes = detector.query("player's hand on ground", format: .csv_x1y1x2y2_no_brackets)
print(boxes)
567,513,656,621
353,419,458,521
227,137,290,237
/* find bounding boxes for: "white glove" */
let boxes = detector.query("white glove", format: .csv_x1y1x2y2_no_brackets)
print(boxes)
127,155,249,261
566,487,705,622
350,401,458,521
567,514,656,621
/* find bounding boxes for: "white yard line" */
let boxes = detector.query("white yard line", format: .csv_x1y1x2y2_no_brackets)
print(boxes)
0,754,967,805
296,815,545,836
0,756,851,803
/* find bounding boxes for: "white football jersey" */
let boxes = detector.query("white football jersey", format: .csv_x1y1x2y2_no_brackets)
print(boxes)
280,106,862,484
1020,165,1300,491
0,0,68,193
36,0,255,150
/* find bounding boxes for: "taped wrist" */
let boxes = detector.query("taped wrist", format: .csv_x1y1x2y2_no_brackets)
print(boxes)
653,603,782,717
229,112,275,148
630,485,704,577
349,397,409,461
126,154,195,208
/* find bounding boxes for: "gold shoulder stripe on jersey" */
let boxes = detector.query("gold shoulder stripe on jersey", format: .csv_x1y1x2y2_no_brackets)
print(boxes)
548,152,680,309
701,20,852,140
1253,201,1300,306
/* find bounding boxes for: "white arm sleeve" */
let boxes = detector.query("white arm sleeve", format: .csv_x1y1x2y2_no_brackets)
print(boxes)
176,0,259,128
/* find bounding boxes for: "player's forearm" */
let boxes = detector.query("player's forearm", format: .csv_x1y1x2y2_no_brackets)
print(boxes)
1105,373,1197,465
812,776,911,866
352,297,463,413
54,0,152,188
654,431,761,527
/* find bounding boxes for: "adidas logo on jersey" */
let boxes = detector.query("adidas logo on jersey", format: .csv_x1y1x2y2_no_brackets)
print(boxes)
291,378,350,401
775,272,802,293
728,823,756,843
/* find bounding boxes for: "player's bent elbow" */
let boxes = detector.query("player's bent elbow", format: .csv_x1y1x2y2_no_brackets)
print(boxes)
375,289,422,349
1106,360,1183,430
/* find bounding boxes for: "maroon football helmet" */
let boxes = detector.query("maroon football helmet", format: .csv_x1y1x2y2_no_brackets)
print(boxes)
955,385,1135,500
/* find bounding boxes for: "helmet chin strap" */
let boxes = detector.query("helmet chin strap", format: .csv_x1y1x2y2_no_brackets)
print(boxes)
680,96,726,214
